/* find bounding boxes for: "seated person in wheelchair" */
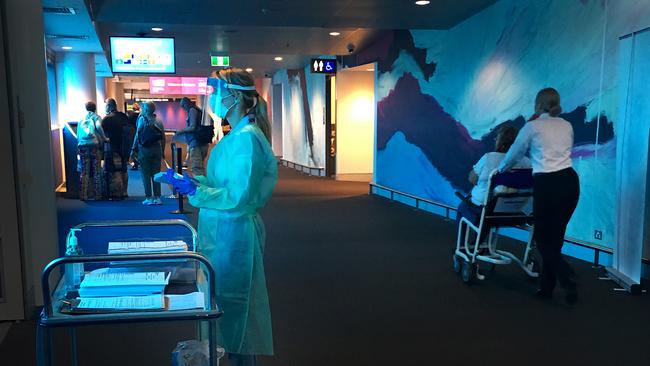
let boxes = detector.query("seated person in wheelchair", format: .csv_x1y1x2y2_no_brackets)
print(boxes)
456,124,531,244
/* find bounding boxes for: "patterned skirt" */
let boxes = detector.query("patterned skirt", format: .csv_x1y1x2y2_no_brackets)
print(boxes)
78,145,105,200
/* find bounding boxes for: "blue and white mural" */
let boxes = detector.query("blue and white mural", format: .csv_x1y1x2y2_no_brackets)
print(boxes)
273,66,327,168
371,0,650,246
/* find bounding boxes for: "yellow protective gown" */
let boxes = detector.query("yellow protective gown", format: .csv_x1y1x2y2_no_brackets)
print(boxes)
188,117,277,355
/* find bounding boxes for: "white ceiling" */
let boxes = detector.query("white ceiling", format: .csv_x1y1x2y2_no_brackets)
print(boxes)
44,0,497,78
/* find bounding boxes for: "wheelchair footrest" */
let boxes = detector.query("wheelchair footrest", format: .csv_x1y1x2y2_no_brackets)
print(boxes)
476,254,512,265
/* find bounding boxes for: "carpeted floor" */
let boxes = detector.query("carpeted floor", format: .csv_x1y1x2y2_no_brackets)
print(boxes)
1,166,650,366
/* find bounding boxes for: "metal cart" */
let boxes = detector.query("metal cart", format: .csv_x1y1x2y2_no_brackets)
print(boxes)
37,220,222,366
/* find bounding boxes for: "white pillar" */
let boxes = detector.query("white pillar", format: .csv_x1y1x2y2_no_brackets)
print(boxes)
96,76,107,117
55,52,97,125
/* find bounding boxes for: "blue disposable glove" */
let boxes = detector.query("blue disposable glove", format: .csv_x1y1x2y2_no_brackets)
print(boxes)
165,169,197,195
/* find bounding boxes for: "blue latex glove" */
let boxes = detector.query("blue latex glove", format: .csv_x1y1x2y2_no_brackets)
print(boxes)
165,169,197,195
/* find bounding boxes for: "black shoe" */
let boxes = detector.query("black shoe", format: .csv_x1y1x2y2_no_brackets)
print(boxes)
535,289,553,299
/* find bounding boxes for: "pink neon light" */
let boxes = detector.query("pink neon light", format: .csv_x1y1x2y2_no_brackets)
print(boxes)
149,77,208,95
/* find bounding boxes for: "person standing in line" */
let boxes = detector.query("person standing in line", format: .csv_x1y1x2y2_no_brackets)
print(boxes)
131,102,165,205
102,98,131,199
175,97,211,176
167,68,276,366
126,102,141,170
77,101,107,200
499,88,580,304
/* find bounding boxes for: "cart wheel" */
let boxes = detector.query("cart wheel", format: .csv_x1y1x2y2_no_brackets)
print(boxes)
453,254,462,274
461,261,474,283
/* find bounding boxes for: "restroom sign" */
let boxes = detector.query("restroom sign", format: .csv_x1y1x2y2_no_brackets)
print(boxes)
311,58,337,74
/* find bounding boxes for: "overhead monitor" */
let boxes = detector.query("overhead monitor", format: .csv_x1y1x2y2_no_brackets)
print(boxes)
110,37,176,74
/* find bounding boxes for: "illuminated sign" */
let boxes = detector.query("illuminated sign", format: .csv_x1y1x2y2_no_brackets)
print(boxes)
311,58,337,74
149,77,208,95
211,56,230,67
110,37,175,74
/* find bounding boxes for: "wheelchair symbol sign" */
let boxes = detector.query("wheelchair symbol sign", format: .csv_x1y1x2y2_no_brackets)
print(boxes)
310,58,337,74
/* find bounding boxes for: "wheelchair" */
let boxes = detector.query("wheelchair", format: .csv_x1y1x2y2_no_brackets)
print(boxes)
454,168,540,283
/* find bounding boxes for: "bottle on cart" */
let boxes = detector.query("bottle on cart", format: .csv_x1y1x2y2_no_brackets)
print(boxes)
65,228,84,289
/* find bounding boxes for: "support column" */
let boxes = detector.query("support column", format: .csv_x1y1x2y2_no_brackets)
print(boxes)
55,52,97,125
96,76,107,116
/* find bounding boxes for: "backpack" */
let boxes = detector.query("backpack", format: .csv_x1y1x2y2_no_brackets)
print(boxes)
192,107,215,144
138,116,163,147
78,113,102,145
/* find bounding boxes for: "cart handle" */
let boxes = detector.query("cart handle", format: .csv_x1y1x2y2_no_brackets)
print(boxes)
66,219,199,252
40,252,217,319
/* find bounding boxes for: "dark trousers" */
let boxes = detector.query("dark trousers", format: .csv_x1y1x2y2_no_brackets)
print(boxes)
533,168,580,293
456,200,484,246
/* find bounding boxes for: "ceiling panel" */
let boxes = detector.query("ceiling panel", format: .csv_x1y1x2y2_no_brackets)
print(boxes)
85,0,498,77
89,0,496,29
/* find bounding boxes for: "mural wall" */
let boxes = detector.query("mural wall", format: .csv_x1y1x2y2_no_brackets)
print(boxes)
371,0,650,246
272,66,327,168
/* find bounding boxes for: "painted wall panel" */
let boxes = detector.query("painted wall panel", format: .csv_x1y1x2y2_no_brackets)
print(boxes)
368,0,650,247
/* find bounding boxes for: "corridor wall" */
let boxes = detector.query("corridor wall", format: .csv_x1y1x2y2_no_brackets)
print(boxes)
358,0,650,251
272,65,327,168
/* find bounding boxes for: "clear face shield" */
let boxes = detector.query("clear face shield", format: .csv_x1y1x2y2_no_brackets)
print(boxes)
205,77,256,121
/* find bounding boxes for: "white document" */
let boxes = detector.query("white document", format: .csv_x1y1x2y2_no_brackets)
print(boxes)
76,294,164,310
165,292,206,311
108,240,188,254
81,271,170,287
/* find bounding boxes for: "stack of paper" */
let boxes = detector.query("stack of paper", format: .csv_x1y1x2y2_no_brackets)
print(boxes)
165,292,206,311
79,271,170,298
76,294,165,310
108,240,188,254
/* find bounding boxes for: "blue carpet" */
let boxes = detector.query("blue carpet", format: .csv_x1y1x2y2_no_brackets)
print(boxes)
57,170,194,257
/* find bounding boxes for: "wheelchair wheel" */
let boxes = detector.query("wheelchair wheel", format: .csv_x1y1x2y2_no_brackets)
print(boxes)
461,260,475,283
453,254,462,274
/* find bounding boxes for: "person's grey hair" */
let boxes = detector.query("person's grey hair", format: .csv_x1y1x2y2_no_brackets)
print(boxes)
143,101,156,115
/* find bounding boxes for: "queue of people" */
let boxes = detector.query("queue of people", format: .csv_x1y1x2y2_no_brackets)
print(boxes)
76,97,216,205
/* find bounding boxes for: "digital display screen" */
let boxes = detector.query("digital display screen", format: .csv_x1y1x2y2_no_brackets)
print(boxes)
110,37,175,74
149,77,207,95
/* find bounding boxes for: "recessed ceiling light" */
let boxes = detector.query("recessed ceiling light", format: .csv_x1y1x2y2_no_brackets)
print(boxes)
62,46,72,50
366,68,375,71
245,68,253,72
274,56,283,61
151,27,163,32
415,0,430,5
329,32,341,36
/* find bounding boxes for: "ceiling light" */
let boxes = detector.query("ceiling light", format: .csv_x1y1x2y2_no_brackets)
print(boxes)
245,68,253,72
274,57,283,61
151,27,163,32
62,46,72,50
366,68,375,71
415,0,430,5
329,32,341,36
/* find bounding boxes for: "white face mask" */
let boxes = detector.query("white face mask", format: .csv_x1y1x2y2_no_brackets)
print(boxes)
207,77,256,120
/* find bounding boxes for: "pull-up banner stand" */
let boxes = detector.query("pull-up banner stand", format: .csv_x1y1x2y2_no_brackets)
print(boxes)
608,28,650,294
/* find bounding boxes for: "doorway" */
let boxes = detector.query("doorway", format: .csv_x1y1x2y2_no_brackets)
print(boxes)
332,63,376,182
